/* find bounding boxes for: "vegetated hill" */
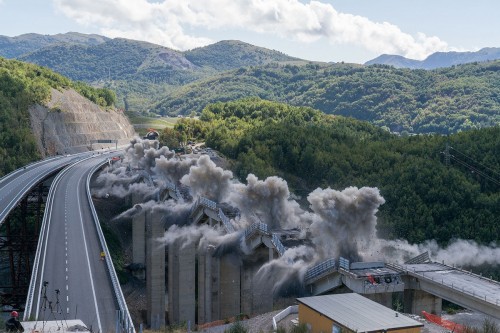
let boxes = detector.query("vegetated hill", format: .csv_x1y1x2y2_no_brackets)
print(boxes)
152,61,500,134
184,40,303,71
0,32,109,59
366,47,500,69
19,37,199,83
165,98,500,248
15,35,309,112
0,57,132,175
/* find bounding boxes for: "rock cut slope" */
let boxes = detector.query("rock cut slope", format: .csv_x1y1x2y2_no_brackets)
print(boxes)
29,88,136,156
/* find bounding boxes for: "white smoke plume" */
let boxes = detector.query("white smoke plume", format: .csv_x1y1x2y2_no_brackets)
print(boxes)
307,186,385,261
113,199,192,227
228,174,309,230
368,238,500,267
181,155,233,202
159,223,237,251
256,245,315,297
94,140,500,298
153,155,197,184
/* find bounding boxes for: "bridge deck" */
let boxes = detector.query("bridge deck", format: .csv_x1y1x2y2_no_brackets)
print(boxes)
401,263,500,306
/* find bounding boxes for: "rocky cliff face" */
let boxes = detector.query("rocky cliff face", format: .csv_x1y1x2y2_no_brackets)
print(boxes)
29,88,136,157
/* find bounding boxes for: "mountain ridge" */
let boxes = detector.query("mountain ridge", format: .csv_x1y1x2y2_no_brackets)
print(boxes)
366,47,500,69
0,32,109,59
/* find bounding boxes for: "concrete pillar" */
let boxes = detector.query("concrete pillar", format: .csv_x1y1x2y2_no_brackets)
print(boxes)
240,247,273,316
197,246,217,324
132,207,146,280
363,292,393,309
219,256,241,319
404,289,442,315
168,239,196,325
146,210,166,329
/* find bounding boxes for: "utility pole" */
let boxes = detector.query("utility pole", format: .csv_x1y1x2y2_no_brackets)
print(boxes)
444,143,450,167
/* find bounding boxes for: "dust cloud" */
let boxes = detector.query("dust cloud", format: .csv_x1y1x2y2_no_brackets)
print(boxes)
96,138,500,297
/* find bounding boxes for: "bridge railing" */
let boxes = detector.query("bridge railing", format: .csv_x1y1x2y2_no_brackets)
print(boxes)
304,258,337,282
88,160,135,333
199,196,217,210
242,222,286,257
218,208,235,233
388,263,500,306
244,222,269,239
271,234,286,257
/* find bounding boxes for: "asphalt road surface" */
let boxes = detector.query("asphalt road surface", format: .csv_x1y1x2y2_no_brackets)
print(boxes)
0,154,91,226
29,155,119,333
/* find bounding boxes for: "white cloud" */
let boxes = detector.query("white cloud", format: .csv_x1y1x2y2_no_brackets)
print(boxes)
53,0,450,59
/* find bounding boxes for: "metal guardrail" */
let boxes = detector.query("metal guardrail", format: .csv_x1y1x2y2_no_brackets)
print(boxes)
218,208,235,233
242,222,286,257
339,257,350,271
304,258,337,282
87,160,136,333
244,222,269,238
387,263,500,306
272,234,286,256
199,196,217,210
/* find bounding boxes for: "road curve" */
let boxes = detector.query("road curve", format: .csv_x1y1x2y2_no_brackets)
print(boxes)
0,154,93,226
29,155,119,333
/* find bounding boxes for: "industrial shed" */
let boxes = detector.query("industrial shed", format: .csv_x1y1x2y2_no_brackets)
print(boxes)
297,293,423,333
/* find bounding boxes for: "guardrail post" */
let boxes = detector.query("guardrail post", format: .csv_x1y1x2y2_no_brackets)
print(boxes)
116,310,120,333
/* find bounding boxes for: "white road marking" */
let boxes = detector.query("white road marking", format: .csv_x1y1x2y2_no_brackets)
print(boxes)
67,307,69,314
77,173,103,333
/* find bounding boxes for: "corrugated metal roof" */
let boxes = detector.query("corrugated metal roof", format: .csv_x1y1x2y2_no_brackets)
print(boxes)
297,293,423,332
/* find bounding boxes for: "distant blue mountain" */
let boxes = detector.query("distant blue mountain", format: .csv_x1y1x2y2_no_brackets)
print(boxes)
365,47,500,69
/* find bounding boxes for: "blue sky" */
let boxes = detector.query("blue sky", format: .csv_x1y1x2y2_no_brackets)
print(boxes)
0,0,499,63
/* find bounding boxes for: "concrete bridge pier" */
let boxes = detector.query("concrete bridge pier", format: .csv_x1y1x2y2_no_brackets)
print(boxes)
219,256,241,319
241,247,274,316
404,289,442,315
197,247,241,324
146,209,166,329
168,238,196,325
132,195,146,280
363,292,393,309
197,246,215,324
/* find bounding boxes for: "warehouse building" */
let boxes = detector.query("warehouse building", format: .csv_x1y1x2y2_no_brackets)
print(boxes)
297,293,423,333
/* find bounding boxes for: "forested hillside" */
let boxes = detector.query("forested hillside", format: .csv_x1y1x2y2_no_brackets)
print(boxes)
0,57,116,175
184,40,301,71
154,61,500,134
9,33,499,135
165,99,500,246
16,37,307,112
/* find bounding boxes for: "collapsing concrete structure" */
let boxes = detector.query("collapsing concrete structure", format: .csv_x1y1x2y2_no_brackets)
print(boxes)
130,187,420,327
98,141,500,329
